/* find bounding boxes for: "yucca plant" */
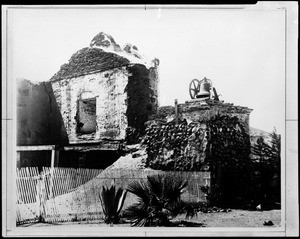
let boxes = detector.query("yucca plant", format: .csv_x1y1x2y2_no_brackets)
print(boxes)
124,174,197,227
99,184,127,224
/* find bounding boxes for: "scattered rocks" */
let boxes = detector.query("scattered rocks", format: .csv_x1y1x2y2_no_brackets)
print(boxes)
201,207,232,213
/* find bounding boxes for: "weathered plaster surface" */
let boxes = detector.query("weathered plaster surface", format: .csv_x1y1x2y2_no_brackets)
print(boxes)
51,67,129,143
51,62,159,145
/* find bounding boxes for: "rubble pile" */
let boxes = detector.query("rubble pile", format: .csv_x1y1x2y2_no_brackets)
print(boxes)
105,144,147,170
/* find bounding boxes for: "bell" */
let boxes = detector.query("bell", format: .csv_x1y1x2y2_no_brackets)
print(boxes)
196,78,211,99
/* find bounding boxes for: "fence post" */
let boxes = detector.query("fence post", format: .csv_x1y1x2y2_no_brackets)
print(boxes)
49,149,55,199
36,174,46,222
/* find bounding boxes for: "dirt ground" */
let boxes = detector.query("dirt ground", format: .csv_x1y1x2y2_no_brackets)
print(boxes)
175,209,281,227
20,209,281,228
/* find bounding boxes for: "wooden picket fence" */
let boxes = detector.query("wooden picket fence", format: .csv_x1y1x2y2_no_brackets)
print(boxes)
16,167,104,224
16,167,210,225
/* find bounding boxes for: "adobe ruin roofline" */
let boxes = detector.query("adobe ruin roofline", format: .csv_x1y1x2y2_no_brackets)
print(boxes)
49,32,158,82
49,62,151,83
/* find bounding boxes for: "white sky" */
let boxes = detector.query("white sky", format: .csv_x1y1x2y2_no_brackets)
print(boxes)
10,6,285,135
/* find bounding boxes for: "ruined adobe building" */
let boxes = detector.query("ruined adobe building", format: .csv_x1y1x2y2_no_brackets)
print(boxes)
49,33,159,144
17,32,253,172
17,32,159,168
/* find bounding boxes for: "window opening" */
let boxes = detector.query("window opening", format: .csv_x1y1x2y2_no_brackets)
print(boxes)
76,97,97,134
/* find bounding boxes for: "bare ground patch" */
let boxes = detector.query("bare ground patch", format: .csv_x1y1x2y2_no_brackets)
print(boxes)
20,209,281,228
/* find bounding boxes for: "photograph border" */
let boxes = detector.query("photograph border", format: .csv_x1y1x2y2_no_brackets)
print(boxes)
2,2,298,237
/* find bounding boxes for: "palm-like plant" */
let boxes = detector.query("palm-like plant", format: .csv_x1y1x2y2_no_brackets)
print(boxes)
125,174,197,227
99,185,127,224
